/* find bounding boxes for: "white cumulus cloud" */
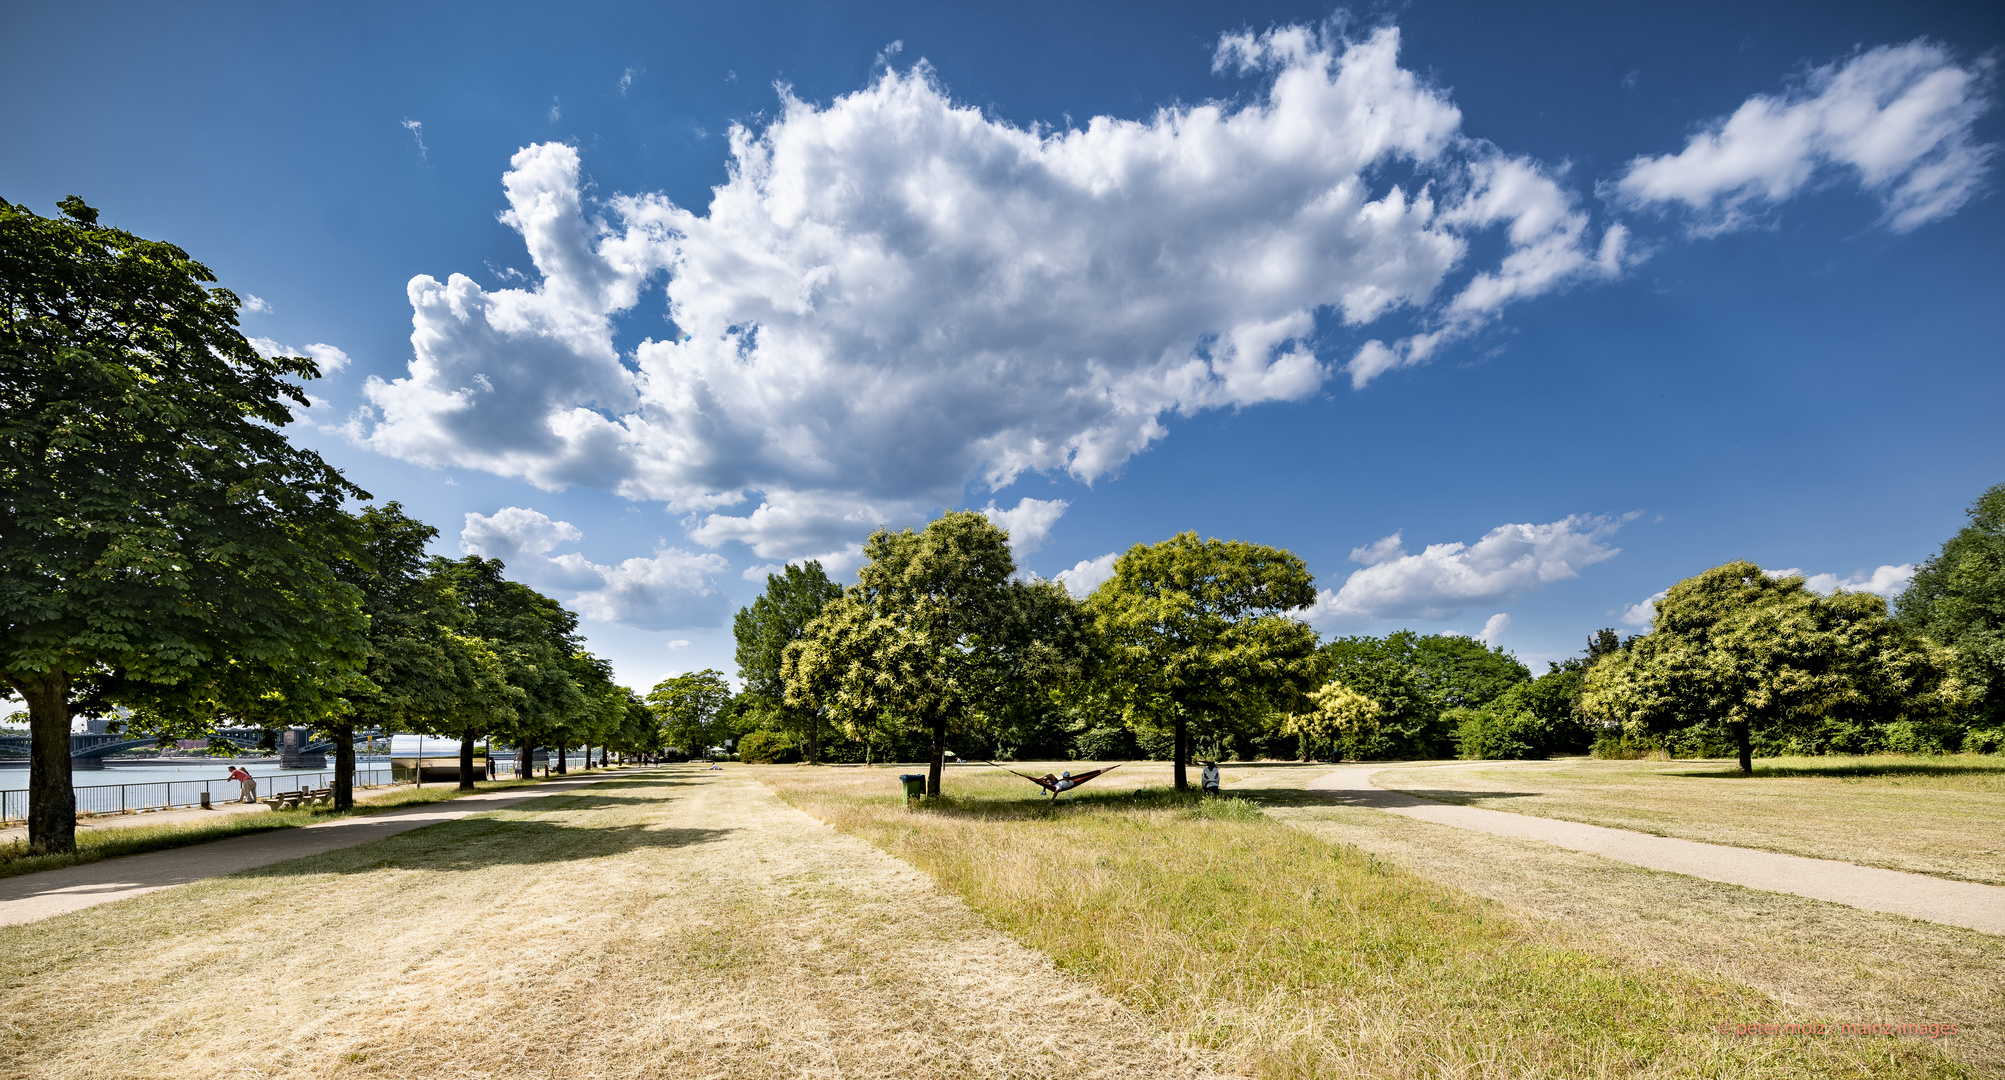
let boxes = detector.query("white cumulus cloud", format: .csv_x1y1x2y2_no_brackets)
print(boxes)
248,337,351,372
1613,40,1995,233
459,507,730,630
981,497,1069,555
1620,589,1668,629
1621,563,1913,630
1476,613,1511,645
1766,563,1916,599
1313,514,1630,623
357,23,1627,563
1055,551,1120,599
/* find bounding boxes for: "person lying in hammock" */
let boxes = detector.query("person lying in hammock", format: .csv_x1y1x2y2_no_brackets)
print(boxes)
991,762,1124,800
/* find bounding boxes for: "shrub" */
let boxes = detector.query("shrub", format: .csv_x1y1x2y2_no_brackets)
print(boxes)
1591,730,1654,759
736,729,800,764
1073,725,1137,762
1453,704,1552,760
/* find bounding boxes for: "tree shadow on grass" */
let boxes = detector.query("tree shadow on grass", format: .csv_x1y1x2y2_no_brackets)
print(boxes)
1668,761,2005,781
244,818,736,878
523,794,693,810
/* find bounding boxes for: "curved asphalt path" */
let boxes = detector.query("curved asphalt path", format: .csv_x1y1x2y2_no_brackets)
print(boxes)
1307,764,2005,937
0,769,640,926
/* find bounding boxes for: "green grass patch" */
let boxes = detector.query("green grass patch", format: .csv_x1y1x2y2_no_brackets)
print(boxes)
1668,753,2005,789
759,766,1966,1079
0,770,613,880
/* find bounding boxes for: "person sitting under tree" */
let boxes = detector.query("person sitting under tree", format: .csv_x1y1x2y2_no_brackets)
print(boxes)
1200,761,1221,795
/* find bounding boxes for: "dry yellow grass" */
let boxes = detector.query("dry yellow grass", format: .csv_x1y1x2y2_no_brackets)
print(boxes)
1368,756,2005,884
755,761,1969,1079
1230,767,2005,1078
0,767,1209,1080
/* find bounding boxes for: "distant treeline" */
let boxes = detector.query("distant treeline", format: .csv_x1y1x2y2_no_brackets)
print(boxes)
706,482,2003,781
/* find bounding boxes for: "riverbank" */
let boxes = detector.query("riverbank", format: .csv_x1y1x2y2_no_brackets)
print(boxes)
0,766,1207,1079
0,769,623,881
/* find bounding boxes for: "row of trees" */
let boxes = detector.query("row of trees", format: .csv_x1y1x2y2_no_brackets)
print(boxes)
2,196,658,853
715,482,2003,786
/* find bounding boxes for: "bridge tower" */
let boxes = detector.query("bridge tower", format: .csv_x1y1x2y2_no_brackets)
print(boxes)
279,727,326,769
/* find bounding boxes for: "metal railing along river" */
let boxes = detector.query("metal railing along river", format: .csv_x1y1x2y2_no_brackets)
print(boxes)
0,767,395,823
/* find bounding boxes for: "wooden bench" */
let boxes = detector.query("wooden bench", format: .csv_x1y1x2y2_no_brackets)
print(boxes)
264,787,335,810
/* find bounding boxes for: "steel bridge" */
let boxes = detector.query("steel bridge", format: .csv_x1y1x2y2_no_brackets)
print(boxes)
0,728,375,768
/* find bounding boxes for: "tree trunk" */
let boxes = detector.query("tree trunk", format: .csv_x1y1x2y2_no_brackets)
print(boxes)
554,742,567,775
1172,709,1189,792
806,710,822,766
332,722,355,810
1734,722,1752,775
926,717,947,796
518,741,532,779
17,672,75,854
459,730,477,791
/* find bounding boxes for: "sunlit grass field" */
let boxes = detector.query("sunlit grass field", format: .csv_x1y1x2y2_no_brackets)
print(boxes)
754,762,1966,1079
1368,754,2005,884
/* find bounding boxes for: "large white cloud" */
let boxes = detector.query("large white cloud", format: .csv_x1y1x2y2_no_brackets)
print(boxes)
1613,40,1995,233
459,507,730,630
1055,551,1120,599
1313,514,1629,623
1767,563,1916,599
1620,563,1914,630
980,497,1069,555
357,24,1627,562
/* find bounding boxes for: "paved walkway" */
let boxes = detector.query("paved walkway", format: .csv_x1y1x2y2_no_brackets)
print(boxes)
0,770,636,926
1308,765,2005,936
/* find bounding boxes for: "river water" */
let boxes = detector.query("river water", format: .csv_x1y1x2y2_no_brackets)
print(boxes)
0,753,592,793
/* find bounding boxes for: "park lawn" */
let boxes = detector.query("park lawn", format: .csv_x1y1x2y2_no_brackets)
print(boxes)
0,770,607,881
754,762,1967,1080
1367,755,2005,885
0,767,1209,1080
1227,768,2005,1079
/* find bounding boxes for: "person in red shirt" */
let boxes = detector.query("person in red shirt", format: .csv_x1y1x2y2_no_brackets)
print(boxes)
227,765,257,804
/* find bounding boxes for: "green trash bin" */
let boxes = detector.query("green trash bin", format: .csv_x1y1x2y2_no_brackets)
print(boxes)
898,773,927,804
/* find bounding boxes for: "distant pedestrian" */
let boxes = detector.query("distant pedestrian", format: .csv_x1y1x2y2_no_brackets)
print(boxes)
228,765,258,804
1200,761,1220,795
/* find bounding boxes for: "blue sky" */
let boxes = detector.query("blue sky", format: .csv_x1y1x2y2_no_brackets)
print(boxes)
5,0,2001,691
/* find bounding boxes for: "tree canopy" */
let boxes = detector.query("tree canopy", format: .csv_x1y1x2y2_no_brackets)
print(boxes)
647,669,734,758
1084,532,1319,789
430,556,588,775
735,561,843,763
783,511,1091,794
1897,481,2005,730
1,196,367,852
1581,561,1947,772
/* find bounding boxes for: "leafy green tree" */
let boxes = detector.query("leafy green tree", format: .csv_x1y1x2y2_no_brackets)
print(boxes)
1283,682,1382,759
735,561,843,763
566,652,634,771
431,557,588,777
1897,482,2005,732
1582,561,1949,772
1,196,367,852
647,669,734,757
330,503,522,804
1316,633,1442,759
1411,635,1530,709
1085,532,1319,790
783,511,1092,795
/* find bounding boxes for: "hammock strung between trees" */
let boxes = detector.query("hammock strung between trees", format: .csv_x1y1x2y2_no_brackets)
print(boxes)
986,761,1126,800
